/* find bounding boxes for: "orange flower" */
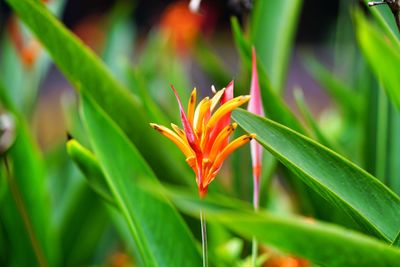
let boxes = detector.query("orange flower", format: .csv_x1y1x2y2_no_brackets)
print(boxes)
160,1,203,53
150,82,254,197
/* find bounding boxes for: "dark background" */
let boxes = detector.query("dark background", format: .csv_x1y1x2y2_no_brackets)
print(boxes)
0,0,339,43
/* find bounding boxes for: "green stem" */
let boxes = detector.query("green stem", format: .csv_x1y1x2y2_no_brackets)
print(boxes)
200,209,208,267
251,236,258,267
252,177,260,267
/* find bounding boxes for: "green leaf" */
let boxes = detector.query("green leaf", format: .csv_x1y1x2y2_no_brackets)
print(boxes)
231,17,305,134
57,178,109,267
233,109,400,241
6,0,192,186
102,2,135,84
1,120,55,267
80,92,201,266
250,0,302,92
293,88,335,150
63,140,143,264
305,56,361,115
66,139,113,204
355,10,400,109
393,231,400,247
0,80,55,267
363,0,400,42
160,187,400,267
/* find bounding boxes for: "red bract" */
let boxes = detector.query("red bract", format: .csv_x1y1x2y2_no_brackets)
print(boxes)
151,82,253,197
247,48,265,209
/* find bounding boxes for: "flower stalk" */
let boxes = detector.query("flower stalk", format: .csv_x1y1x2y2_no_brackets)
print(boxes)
247,48,265,267
200,209,208,267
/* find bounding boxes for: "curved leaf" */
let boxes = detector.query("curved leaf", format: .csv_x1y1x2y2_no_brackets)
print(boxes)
355,11,400,109
80,92,201,266
66,140,113,204
162,187,400,267
233,109,400,241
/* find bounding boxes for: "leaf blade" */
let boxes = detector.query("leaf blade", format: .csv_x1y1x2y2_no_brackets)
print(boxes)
80,92,201,266
233,109,400,241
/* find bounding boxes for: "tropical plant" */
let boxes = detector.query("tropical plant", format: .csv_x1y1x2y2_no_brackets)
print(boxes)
1,0,400,266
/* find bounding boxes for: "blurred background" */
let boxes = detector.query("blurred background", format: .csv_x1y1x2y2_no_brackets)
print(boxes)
0,0,341,150
2,1,387,266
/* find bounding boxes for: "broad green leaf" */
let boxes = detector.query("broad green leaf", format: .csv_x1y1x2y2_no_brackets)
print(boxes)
355,11,400,109
393,231,400,247
0,81,55,267
6,0,192,186
1,122,55,267
250,0,302,92
66,139,179,265
80,92,201,266
233,109,400,241
57,178,109,267
66,139,113,203
158,187,400,267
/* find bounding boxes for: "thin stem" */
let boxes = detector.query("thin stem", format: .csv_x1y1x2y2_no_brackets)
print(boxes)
251,177,260,267
251,236,258,267
200,208,208,267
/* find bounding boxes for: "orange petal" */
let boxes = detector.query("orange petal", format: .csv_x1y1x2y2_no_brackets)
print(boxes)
150,123,194,157
187,88,197,126
194,97,211,136
207,123,237,161
210,87,226,111
206,95,250,130
171,123,186,140
210,134,254,173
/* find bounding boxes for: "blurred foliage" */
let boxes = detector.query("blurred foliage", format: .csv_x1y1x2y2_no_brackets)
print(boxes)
1,0,400,266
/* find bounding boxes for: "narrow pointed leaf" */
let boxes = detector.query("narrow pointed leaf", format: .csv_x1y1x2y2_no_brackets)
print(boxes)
355,11,400,109
0,81,55,267
66,139,113,203
233,109,400,241
80,92,201,266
